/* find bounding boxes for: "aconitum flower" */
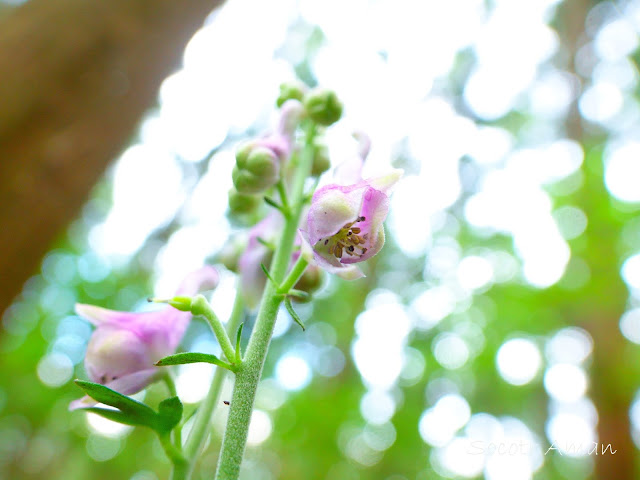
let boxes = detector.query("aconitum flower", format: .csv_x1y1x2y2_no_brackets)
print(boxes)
69,266,218,410
300,170,402,280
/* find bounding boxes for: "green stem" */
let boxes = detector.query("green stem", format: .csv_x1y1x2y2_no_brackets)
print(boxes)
179,291,245,478
214,125,316,480
276,180,290,214
192,295,237,363
160,432,187,480
278,255,308,295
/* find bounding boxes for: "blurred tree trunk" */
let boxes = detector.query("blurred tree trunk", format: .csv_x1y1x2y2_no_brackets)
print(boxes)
558,0,638,478
0,0,224,316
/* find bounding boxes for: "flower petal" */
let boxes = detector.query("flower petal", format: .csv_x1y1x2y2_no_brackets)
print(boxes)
85,327,152,383
307,184,369,243
75,304,140,327
342,187,389,263
366,168,404,194
175,265,219,296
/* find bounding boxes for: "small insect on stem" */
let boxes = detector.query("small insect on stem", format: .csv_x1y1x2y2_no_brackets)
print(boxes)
223,400,230,406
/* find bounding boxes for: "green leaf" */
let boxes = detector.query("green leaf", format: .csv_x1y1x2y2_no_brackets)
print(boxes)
263,196,283,212
75,380,158,427
285,297,306,331
84,407,157,429
157,396,183,433
260,263,276,285
155,352,236,372
235,323,244,364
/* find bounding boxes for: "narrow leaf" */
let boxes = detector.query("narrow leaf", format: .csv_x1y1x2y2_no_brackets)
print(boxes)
285,297,306,331
263,196,283,211
155,352,235,372
75,380,158,426
235,323,244,364
256,236,276,250
260,263,276,285
157,396,183,433
84,407,156,429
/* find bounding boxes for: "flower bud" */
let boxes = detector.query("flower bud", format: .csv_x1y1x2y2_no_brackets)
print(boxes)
228,188,260,214
304,88,343,126
276,81,306,108
293,264,324,300
217,235,247,272
311,144,331,176
169,296,193,312
235,142,255,170
233,146,280,194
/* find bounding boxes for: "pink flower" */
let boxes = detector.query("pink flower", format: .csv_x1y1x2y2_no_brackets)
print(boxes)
69,266,219,410
300,169,402,280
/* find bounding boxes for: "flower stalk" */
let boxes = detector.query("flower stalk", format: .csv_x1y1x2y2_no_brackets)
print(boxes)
191,294,237,364
170,291,246,480
214,124,316,480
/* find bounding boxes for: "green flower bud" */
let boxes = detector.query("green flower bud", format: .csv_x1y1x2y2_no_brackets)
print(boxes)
311,144,331,176
233,146,280,194
276,81,306,107
232,165,256,194
235,142,254,170
294,264,324,299
228,188,260,214
246,147,279,177
304,88,343,126
169,296,193,312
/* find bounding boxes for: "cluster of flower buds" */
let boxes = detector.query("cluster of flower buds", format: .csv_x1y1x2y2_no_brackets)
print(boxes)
228,98,306,217
232,143,280,195
228,83,345,220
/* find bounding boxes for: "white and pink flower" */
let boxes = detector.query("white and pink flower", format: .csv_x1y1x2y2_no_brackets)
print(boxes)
70,266,218,410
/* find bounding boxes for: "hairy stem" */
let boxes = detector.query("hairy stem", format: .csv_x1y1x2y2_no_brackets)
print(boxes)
192,294,237,363
278,255,308,294
178,291,245,479
214,125,316,479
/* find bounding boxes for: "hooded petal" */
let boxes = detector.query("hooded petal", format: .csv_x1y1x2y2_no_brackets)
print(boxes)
75,304,140,327
366,168,403,194
340,187,389,263
85,327,152,384
307,183,370,244
175,265,219,296
333,131,371,185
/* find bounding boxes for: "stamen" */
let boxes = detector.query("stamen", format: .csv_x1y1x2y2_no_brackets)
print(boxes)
326,218,371,259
